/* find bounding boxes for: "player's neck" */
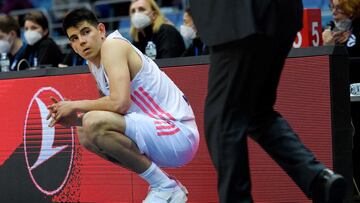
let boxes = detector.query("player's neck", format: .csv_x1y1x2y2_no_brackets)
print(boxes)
89,53,101,68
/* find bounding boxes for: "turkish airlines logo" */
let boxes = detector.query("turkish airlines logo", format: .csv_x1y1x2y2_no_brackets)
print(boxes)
23,87,74,195
347,34,356,48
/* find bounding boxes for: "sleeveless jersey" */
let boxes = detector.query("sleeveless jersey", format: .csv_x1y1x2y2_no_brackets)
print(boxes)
90,30,198,135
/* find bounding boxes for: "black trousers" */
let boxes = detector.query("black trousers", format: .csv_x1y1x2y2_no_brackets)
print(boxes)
205,33,326,203
352,102,360,192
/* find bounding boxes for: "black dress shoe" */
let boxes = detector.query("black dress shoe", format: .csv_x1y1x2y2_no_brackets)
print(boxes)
312,169,347,203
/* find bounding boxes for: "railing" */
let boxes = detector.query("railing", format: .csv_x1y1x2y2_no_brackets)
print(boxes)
8,0,186,52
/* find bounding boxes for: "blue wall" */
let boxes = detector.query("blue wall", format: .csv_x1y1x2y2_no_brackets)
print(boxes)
303,0,328,8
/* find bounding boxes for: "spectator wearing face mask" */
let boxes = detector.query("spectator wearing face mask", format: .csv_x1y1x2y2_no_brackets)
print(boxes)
129,0,185,59
21,11,63,69
322,0,353,47
337,1,360,198
337,0,360,57
180,7,209,57
0,15,27,71
324,0,360,82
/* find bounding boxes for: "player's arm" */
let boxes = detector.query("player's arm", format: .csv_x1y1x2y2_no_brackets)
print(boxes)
70,39,132,114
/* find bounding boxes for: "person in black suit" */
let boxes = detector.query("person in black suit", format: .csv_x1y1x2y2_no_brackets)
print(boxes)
189,0,347,202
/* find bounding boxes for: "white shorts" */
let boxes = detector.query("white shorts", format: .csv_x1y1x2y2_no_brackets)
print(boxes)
124,112,199,167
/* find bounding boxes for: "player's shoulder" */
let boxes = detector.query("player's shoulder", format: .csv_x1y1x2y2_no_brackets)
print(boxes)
103,38,131,50
101,38,133,58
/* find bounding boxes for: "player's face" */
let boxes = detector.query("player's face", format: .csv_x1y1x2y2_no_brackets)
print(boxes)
67,21,106,62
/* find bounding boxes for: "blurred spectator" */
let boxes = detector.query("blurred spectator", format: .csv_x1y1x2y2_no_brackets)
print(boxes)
322,0,352,46
337,0,360,200
21,11,63,69
0,15,27,71
323,0,360,82
129,0,185,59
338,0,360,57
180,7,208,57
58,48,86,67
0,0,33,14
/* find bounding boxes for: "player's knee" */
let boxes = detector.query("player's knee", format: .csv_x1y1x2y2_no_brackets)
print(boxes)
82,111,108,145
77,127,91,148
83,111,106,132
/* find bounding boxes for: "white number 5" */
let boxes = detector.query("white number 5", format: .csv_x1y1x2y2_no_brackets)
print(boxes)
312,22,320,46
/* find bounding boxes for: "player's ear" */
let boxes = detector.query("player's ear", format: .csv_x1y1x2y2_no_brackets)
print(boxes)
97,23,106,38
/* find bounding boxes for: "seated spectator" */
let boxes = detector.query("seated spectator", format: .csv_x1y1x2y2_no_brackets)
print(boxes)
322,0,352,46
322,0,360,81
0,15,27,71
180,7,209,57
336,1,360,199
21,11,63,69
129,0,185,59
338,0,360,57
58,48,86,67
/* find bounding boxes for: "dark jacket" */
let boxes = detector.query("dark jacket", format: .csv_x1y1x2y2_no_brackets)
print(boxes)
133,24,185,59
346,18,360,57
62,49,86,66
22,36,63,69
346,18,360,83
189,0,303,46
8,43,26,71
181,37,209,57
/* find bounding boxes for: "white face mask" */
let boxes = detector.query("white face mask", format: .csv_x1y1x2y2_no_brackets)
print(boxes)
0,35,12,53
180,25,196,40
334,18,352,32
131,12,152,30
24,30,42,45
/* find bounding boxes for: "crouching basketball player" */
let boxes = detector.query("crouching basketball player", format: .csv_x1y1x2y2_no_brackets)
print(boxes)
47,8,199,203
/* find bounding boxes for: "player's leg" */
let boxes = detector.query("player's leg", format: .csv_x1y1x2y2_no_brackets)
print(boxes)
77,126,140,168
124,113,198,203
79,110,151,173
79,110,190,202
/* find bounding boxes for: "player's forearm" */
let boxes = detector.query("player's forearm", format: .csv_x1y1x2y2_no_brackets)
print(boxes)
71,96,129,114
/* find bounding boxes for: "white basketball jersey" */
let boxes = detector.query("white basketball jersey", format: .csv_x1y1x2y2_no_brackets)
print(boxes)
90,30,198,135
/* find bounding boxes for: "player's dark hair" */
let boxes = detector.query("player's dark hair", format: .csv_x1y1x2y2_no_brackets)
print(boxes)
62,8,99,37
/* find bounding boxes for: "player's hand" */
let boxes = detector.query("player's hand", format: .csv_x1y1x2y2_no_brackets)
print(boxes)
46,96,58,122
47,97,77,127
